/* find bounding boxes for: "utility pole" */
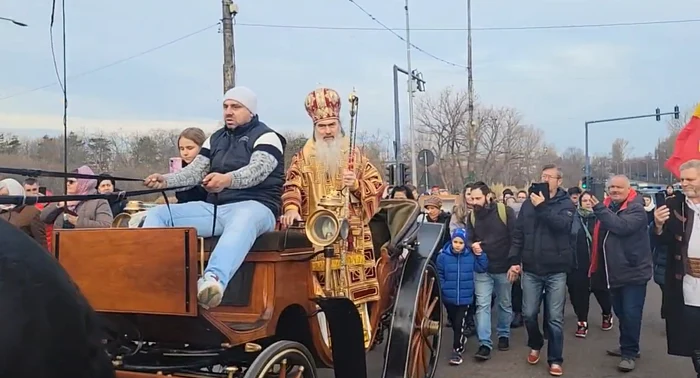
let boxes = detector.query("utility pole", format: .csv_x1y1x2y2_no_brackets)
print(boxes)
404,0,418,186
393,65,426,186
221,0,238,93
466,0,476,180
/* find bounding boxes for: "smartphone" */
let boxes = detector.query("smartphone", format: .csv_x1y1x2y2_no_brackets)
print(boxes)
169,157,183,173
654,192,667,208
38,186,47,195
590,182,606,202
528,182,550,201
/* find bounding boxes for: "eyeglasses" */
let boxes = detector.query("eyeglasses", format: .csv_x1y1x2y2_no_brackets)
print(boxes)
541,174,561,181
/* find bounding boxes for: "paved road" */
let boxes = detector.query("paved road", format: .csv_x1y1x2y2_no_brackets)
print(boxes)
320,282,695,377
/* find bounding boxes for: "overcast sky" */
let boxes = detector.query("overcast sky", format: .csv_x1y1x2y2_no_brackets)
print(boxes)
1,0,698,155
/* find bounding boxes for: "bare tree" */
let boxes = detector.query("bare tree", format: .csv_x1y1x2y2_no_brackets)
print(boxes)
415,87,470,190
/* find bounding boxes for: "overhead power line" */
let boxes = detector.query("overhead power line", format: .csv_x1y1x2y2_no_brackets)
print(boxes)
346,0,466,68
2,17,696,101
234,18,700,32
0,22,220,101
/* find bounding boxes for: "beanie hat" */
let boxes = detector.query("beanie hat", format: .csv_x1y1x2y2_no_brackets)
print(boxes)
451,228,467,242
424,195,443,209
223,86,257,115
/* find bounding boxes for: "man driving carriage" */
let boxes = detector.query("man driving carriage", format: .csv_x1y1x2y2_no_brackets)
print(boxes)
143,86,286,309
280,87,385,346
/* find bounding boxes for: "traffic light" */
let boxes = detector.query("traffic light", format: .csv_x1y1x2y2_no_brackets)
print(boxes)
398,163,411,186
655,107,661,122
385,164,396,186
581,176,593,190
674,105,680,120
413,70,426,92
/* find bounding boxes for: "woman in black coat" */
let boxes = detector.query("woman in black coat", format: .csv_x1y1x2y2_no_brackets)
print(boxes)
567,191,613,338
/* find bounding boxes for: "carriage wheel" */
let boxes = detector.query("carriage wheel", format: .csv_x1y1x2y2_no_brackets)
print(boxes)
243,340,317,378
407,264,442,378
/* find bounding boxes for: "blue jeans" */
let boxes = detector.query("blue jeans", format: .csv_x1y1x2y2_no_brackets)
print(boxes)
610,284,647,359
474,272,513,349
522,271,567,365
142,200,276,289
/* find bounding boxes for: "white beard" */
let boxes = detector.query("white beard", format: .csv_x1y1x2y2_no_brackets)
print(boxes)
315,137,345,178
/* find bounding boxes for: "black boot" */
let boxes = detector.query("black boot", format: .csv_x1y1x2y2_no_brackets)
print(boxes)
463,313,476,337
692,350,700,377
511,312,523,328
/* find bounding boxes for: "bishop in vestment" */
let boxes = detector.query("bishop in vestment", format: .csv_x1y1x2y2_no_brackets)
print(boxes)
280,88,385,345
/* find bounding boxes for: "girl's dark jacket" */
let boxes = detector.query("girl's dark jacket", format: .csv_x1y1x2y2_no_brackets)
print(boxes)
175,160,207,204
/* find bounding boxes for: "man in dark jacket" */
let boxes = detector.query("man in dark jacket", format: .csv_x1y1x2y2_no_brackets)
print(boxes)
467,182,516,360
590,175,652,372
143,86,285,309
507,164,574,376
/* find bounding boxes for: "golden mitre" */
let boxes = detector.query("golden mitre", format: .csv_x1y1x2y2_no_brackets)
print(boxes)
305,88,341,124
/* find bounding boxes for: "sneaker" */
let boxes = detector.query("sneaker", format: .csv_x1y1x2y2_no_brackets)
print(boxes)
606,348,641,358
498,337,510,351
601,314,613,331
527,349,540,365
549,363,563,376
197,272,224,309
618,358,636,372
575,321,588,338
474,345,491,361
449,350,463,366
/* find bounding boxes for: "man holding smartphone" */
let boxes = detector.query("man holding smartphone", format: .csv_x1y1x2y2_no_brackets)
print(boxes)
507,164,575,377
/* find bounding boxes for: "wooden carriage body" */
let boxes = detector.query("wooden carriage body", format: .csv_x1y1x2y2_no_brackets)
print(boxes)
52,200,445,378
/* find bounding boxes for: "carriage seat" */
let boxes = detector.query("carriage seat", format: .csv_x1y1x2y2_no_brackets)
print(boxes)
202,229,313,253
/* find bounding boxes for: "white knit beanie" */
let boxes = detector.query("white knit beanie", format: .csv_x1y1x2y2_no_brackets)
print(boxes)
223,86,257,115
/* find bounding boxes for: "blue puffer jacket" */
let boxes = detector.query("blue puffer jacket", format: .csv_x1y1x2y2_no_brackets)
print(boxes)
437,228,489,306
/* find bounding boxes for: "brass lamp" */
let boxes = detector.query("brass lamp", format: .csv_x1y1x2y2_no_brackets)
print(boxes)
305,209,340,247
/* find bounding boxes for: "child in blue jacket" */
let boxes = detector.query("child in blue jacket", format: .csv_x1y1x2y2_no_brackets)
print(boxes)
437,228,489,365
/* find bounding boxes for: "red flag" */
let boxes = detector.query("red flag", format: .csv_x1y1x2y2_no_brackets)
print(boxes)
665,104,700,179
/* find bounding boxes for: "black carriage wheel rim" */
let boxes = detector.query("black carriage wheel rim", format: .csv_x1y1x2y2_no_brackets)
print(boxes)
408,266,441,378
255,348,313,378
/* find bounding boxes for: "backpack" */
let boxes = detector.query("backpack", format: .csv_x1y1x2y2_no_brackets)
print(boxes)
470,202,507,227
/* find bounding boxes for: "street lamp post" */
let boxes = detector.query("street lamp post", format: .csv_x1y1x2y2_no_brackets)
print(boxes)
392,65,426,186
584,106,680,180
0,16,28,27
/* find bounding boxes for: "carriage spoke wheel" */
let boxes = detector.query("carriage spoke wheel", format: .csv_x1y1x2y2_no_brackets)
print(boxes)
243,341,317,378
257,358,305,378
407,264,442,378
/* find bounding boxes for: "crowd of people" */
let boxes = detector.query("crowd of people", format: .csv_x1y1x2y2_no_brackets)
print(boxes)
0,84,698,377
383,168,696,376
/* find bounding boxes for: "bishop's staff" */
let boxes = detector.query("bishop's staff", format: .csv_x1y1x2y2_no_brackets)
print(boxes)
337,90,360,291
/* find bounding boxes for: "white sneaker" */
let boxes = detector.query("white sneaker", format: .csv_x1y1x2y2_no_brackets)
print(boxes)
197,272,224,309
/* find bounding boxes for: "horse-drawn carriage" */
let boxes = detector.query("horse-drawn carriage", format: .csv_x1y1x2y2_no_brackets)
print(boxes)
53,198,446,378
